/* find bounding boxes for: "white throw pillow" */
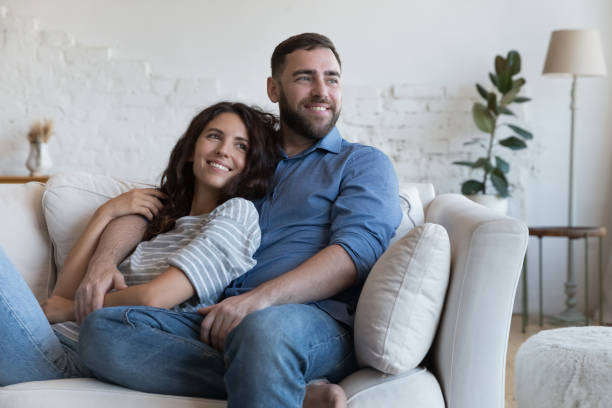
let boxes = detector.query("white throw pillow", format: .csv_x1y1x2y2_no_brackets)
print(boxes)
355,223,450,375
42,172,151,271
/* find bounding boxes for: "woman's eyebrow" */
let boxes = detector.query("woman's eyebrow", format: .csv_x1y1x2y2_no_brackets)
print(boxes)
207,127,224,134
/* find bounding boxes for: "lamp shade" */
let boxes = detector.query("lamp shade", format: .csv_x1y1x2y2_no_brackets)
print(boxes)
543,29,607,77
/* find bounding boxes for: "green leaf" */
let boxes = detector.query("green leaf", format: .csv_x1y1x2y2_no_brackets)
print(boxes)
507,124,533,140
513,96,531,103
490,168,509,197
512,78,526,88
497,71,513,93
461,180,485,195
487,92,498,115
489,72,499,87
476,84,488,100
499,106,515,116
507,50,521,75
453,160,477,168
474,158,494,172
495,56,508,75
501,87,520,106
472,103,495,133
495,156,510,173
499,136,527,150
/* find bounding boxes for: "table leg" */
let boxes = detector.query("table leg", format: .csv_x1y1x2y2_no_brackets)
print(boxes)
522,251,528,334
539,237,543,327
584,235,589,325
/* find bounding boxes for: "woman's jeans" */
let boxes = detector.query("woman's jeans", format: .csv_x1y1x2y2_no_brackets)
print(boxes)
0,247,90,385
1,245,356,406
79,303,357,408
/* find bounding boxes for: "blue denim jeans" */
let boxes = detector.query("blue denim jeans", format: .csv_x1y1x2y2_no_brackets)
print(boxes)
0,247,90,385
79,303,356,407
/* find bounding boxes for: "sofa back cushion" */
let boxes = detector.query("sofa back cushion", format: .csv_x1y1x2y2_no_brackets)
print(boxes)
354,223,451,375
43,173,150,272
0,182,53,302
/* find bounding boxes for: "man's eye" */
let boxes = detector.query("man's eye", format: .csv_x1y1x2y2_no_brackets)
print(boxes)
296,76,311,82
327,78,339,85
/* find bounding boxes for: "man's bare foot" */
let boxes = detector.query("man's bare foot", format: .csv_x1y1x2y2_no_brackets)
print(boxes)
303,382,347,408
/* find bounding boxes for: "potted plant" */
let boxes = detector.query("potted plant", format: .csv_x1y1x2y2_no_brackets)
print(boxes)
453,50,533,214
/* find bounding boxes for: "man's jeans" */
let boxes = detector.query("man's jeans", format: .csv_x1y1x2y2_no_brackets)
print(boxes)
0,247,90,385
79,303,356,407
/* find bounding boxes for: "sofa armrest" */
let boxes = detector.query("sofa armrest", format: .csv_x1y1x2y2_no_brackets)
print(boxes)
0,182,54,301
425,194,528,408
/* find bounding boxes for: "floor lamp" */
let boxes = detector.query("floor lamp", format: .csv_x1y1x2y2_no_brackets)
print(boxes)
542,29,607,322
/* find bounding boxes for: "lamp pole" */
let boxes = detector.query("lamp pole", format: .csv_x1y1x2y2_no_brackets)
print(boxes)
559,74,584,322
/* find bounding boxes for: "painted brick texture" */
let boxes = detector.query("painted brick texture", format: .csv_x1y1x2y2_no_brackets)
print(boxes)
0,7,536,218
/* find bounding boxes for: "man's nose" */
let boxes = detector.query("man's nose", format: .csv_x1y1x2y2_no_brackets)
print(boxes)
310,76,328,98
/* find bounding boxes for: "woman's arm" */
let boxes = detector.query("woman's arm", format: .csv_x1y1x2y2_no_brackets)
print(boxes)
51,188,166,300
42,266,194,324
102,266,196,309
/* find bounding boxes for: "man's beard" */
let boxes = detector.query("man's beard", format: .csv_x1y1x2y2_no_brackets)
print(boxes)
278,92,340,141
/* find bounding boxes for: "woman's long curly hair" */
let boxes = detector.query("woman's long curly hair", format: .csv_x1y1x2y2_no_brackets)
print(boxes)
144,102,281,240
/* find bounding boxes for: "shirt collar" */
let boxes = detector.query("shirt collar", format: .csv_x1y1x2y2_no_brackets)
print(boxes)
282,127,342,159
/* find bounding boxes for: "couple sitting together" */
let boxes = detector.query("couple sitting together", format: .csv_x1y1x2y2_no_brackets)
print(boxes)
0,33,402,408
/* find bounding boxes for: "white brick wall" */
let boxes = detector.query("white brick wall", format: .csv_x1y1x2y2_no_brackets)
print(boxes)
0,6,537,218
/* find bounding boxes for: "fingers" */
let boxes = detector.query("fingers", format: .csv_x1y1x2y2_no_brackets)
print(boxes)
113,273,128,290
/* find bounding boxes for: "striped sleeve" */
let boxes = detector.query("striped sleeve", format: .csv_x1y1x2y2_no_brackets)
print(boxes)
167,198,260,306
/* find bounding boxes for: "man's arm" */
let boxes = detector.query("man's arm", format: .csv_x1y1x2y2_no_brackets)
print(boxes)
199,244,356,350
74,214,147,323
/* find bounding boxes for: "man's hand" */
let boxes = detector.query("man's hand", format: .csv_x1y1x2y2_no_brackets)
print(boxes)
41,295,75,324
198,291,271,351
74,259,127,324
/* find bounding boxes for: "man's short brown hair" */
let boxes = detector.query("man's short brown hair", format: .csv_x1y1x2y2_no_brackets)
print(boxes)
270,33,341,78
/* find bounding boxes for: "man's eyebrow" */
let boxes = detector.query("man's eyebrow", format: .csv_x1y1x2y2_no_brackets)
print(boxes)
291,69,341,77
292,69,315,77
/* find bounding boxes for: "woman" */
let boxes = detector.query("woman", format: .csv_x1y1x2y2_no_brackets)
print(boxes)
0,102,281,385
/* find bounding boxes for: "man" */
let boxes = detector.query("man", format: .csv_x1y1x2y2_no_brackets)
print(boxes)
77,33,402,408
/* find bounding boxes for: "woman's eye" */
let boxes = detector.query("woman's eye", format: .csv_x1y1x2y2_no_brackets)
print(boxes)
207,133,221,140
237,143,248,151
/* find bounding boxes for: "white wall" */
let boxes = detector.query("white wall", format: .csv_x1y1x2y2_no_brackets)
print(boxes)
1,0,611,318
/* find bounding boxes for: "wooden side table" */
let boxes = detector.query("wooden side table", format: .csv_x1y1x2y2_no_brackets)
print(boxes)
522,226,607,333
0,176,50,184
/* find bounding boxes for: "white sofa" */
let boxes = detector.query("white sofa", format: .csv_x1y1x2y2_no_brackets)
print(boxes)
0,173,528,408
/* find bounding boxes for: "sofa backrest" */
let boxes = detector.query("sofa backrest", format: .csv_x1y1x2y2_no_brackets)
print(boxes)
0,182,53,302
1,173,434,303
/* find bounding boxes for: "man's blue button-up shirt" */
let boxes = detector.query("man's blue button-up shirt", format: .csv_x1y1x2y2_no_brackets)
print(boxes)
224,127,402,327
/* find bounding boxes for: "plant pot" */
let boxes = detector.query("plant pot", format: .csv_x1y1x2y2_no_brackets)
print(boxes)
466,194,508,215
26,141,53,176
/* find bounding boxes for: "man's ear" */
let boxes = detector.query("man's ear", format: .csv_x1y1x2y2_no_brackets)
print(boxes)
267,76,280,103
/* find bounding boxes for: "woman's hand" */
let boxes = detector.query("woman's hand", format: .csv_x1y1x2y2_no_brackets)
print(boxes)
99,188,167,222
41,295,76,324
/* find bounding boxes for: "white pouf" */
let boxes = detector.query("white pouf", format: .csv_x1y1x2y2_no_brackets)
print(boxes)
515,327,612,408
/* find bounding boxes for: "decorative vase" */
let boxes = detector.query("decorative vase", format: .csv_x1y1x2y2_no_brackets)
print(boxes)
25,141,53,176
467,194,508,215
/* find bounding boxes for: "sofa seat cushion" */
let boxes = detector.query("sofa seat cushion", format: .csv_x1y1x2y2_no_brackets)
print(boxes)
0,378,226,408
354,223,450,374
340,367,445,408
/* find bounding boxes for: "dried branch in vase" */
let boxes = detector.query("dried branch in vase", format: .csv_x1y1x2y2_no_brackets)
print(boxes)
27,119,54,144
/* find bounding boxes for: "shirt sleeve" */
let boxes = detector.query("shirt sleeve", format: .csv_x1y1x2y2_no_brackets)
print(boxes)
329,146,402,285
167,197,261,306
